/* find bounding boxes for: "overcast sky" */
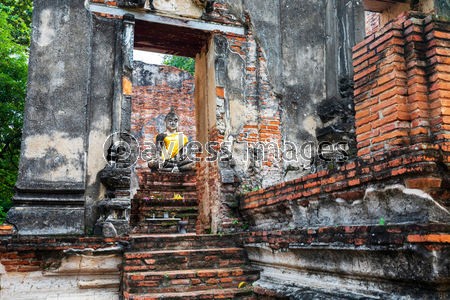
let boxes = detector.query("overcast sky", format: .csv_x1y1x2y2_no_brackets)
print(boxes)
133,50,165,65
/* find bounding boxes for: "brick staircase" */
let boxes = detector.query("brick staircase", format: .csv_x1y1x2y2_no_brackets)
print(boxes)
131,171,198,234
123,234,260,299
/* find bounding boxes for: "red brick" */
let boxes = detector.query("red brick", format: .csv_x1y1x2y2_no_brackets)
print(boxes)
353,34,374,52
356,129,380,142
380,121,410,134
407,234,450,243
355,98,378,111
354,65,377,81
380,87,408,101
405,178,442,189
171,279,190,285
356,124,371,135
354,60,369,74
382,103,409,116
371,79,407,98
197,270,216,277
372,112,411,129
352,46,368,59
369,31,401,50
371,130,409,144
355,113,379,127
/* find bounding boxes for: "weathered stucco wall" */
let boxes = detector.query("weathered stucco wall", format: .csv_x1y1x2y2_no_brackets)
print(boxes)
85,15,121,234
219,0,365,187
7,0,127,236
7,0,93,236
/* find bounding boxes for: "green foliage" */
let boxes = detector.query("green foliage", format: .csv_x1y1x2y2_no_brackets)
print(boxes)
0,5,30,222
379,218,385,226
87,228,94,237
0,0,33,47
242,221,249,230
205,228,212,234
0,207,7,224
162,55,195,75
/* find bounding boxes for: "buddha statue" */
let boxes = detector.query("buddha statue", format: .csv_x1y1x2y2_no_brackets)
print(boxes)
148,105,195,172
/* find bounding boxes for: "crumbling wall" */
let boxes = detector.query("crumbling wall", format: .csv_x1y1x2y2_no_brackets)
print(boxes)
196,1,365,234
0,237,124,299
218,0,365,185
238,11,450,299
131,62,196,172
365,11,380,36
10,0,366,236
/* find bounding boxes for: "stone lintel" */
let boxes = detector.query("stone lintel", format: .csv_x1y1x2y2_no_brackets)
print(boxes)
89,3,245,35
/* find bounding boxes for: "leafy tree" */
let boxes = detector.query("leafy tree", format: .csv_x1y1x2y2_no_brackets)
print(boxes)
162,55,195,75
0,3,31,222
0,0,33,47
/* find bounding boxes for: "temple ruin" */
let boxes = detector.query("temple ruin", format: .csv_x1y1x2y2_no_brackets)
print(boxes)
1,0,450,299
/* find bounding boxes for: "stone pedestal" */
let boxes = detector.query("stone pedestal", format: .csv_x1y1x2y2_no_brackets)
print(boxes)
95,166,131,237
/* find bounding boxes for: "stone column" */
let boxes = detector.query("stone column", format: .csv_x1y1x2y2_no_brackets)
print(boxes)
95,14,136,238
7,0,93,236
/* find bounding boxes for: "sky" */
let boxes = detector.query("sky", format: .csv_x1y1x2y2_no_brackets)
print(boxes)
133,50,165,65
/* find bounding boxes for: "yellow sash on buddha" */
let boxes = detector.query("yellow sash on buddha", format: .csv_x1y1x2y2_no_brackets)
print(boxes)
160,132,189,159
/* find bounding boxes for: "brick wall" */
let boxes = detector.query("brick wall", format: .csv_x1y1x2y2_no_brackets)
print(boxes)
215,14,283,190
353,12,450,157
0,236,127,272
0,237,125,299
196,17,283,233
131,62,195,171
365,11,380,36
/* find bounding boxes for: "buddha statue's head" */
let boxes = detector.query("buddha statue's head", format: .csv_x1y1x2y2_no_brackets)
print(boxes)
165,105,179,132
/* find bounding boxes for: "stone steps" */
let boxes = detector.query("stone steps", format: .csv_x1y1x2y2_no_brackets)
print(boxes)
132,206,198,213
135,189,198,196
136,222,196,234
123,267,260,294
123,248,248,272
123,235,259,300
126,173,260,298
139,184,197,192
132,171,198,234
130,205,198,234
125,288,255,300
130,234,237,250
133,195,198,206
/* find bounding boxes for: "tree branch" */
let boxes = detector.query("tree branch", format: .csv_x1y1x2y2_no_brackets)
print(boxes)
7,145,18,169
0,133,21,159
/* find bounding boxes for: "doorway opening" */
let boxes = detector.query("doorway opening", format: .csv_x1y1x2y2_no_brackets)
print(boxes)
130,19,216,235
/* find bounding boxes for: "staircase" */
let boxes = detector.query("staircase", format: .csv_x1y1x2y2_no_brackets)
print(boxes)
122,234,260,299
131,171,198,234
127,170,260,298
